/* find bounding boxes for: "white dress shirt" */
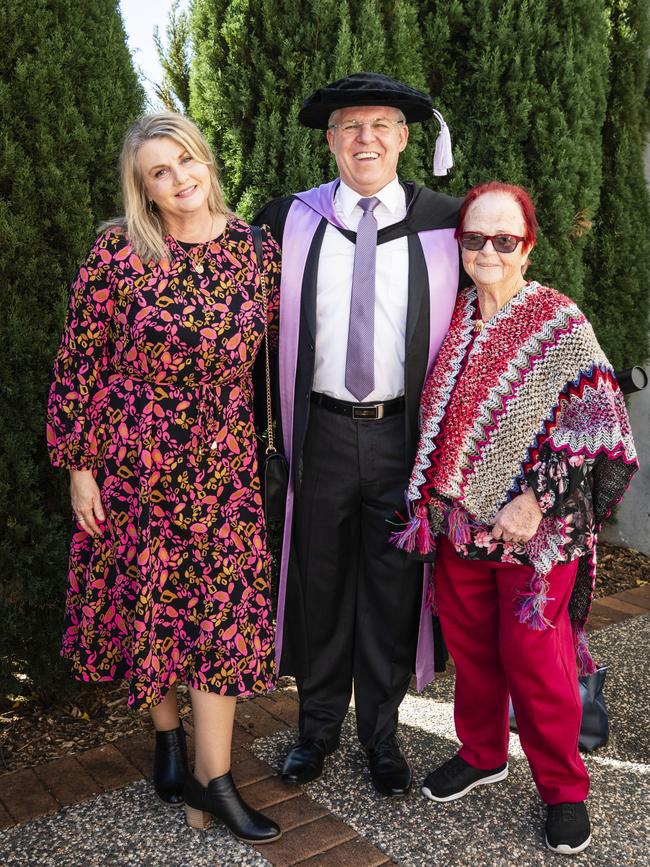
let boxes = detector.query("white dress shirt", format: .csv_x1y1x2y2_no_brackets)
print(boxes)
312,177,410,402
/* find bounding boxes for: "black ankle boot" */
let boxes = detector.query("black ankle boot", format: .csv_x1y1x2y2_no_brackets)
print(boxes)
183,771,281,843
153,724,189,806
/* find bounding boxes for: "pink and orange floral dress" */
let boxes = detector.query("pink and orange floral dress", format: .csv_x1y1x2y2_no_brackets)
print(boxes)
47,219,280,709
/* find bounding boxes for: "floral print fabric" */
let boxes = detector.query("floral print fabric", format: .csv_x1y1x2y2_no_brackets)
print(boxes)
448,448,595,566
47,220,280,709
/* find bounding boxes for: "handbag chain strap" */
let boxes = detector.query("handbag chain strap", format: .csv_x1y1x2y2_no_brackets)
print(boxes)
251,226,276,456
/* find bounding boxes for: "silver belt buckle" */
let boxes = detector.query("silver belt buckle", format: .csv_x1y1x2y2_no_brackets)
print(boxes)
352,403,384,420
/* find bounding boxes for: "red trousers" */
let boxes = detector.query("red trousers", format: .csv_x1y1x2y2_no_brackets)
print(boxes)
435,535,590,804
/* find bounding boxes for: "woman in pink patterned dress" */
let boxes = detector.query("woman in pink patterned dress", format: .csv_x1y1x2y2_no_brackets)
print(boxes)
47,113,281,843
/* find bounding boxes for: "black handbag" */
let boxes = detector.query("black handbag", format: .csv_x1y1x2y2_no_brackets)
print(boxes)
577,666,609,752
508,666,609,753
251,226,289,525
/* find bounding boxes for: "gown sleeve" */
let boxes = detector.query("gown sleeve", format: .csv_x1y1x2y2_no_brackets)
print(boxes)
46,234,116,470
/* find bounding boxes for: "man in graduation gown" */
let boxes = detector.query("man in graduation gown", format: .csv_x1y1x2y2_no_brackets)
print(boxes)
255,72,462,796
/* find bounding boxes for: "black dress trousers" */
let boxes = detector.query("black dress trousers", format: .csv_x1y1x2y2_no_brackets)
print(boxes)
287,401,423,750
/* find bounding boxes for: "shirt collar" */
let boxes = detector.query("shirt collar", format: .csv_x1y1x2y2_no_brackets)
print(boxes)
336,176,405,220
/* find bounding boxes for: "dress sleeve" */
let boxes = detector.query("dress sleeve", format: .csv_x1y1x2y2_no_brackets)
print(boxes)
46,234,116,470
261,225,281,352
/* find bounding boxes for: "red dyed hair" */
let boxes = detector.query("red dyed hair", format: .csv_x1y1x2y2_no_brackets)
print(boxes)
455,181,538,249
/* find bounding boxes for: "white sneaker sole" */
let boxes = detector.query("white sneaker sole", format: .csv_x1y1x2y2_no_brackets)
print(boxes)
545,833,592,855
421,765,509,803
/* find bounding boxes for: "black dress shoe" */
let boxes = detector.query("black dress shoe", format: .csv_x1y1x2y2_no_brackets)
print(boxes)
184,771,281,843
281,739,331,784
153,724,189,806
366,734,412,797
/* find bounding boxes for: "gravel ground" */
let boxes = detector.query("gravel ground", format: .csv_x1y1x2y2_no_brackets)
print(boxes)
0,779,270,867
251,615,649,867
586,615,650,763
0,617,646,867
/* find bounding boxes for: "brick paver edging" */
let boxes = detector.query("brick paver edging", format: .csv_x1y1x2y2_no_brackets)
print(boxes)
0,682,389,865
1,583,648,865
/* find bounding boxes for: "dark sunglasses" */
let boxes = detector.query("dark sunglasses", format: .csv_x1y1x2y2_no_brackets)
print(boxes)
459,232,525,254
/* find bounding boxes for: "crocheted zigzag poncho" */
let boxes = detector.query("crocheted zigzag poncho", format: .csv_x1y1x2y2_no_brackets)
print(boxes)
392,281,638,673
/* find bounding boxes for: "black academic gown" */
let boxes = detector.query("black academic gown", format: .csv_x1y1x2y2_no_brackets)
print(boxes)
255,181,463,491
252,182,462,747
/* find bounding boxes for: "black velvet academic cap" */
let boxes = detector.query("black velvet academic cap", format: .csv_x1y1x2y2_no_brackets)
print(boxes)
298,72,434,129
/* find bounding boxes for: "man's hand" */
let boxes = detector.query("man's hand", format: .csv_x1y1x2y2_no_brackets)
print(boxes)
70,469,105,537
491,488,542,544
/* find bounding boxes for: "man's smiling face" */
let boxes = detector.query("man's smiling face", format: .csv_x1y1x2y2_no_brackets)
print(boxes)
326,104,409,196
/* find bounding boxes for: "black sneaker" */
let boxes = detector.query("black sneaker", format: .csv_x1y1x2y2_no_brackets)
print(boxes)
421,754,508,803
545,802,591,855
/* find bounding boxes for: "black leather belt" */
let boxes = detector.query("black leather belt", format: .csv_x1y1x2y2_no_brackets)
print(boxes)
310,392,405,420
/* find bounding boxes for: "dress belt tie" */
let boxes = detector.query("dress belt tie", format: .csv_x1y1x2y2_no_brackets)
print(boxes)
108,369,249,458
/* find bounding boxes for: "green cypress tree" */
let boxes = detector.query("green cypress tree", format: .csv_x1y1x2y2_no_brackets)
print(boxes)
421,0,609,305
0,0,144,699
154,0,192,113
189,0,429,218
190,0,611,309
77,2,146,219
583,0,650,368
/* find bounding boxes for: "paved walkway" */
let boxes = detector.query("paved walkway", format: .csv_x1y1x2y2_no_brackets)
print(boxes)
0,585,648,866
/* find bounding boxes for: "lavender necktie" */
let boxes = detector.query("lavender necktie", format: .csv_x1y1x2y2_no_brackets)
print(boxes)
345,196,380,401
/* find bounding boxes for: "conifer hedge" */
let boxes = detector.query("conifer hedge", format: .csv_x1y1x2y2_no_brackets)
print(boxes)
424,0,609,310
190,0,430,216
583,0,650,369
0,0,144,699
189,0,649,364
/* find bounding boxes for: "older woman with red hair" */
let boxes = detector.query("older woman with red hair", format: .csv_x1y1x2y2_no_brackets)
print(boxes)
393,181,637,855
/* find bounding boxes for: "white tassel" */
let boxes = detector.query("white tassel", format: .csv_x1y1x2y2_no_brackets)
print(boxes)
432,108,453,176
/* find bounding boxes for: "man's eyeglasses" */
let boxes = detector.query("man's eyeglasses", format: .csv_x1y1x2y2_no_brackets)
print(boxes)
327,119,405,135
458,232,525,254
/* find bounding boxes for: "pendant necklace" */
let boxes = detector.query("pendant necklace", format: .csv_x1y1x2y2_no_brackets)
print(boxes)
474,300,486,333
191,254,207,275
474,281,529,332
474,291,485,332
174,216,215,274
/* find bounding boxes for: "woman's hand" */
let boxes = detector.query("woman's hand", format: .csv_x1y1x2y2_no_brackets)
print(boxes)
70,469,105,537
491,488,542,544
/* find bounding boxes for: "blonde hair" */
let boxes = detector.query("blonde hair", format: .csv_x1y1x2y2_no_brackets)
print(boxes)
103,112,229,264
